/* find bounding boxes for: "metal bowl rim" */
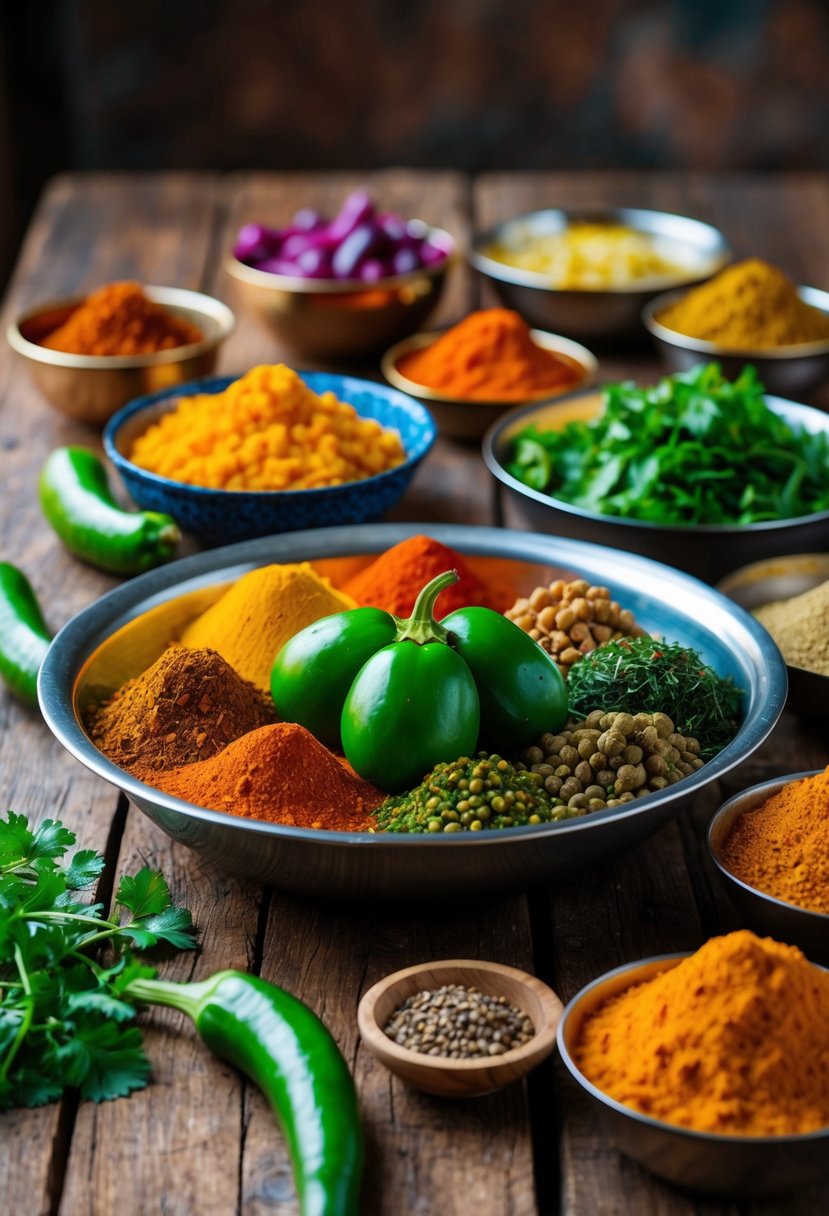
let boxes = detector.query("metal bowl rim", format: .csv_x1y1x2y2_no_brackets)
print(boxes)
6,285,236,369
706,771,829,922
469,207,731,294
38,522,786,848
380,327,599,407
102,372,437,501
225,222,457,294
482,387,829,534
643,286,829,358
557,950,829,1144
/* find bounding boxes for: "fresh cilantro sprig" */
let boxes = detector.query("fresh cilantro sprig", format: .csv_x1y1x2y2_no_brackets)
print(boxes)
506,363,829,526
0,811,196,1110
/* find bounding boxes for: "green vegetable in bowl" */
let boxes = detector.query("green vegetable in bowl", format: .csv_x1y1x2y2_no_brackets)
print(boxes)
506,363,829,526
567,637,741,757
0,811,362,1216
271,569,568,791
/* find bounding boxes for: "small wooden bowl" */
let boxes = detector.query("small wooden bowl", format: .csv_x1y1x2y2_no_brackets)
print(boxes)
357,958,563,1097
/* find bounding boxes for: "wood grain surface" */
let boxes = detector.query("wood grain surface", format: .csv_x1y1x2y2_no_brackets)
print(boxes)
0,171,827,1216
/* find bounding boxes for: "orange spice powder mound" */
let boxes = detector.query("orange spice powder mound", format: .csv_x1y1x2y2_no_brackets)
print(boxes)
341,534,500,619
396,308,584,401
41,281,202,356
150,722,383,831
573,930,829,1136
721,767,829,914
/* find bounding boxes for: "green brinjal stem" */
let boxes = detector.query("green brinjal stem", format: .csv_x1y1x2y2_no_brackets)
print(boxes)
393,569,458,645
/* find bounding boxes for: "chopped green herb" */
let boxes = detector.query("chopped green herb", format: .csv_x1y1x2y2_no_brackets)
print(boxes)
566,637,741,757
506,363,829,526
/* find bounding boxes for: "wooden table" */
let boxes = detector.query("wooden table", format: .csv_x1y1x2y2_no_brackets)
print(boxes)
1,171,826,1216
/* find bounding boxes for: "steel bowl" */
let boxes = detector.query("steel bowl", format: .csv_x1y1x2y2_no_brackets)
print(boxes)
381,327,598,442
225,223,456,360
483,389,829,583
558,954,829,1196
644,286,829,395
469,208,730,340
707,772,829,964
38,523,785,899
6,286,235,426
103,373,436,545
717,553,829,716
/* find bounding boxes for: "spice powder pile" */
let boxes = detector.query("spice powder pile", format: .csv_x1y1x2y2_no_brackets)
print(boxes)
85,646,275,779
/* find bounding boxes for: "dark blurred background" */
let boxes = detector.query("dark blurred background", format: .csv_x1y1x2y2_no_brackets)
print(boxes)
2,0,828,280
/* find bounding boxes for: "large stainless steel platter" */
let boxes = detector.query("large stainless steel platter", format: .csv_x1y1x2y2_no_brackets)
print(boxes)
39,524,786,899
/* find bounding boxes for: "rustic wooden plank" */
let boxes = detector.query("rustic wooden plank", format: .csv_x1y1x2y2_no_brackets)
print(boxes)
0,172,221,1216
240,894,539,1216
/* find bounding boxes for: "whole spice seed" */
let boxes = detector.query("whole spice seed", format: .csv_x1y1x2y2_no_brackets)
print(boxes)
518,711,706,809
375,752,582,834
383,984,535,1059
505,578,647,675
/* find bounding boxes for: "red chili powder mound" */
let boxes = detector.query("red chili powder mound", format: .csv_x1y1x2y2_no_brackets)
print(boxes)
341,534,497,619
149,723,383,831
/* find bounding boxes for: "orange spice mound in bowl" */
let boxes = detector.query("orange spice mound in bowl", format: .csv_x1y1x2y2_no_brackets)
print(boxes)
150,722,383,830
127,364,407,491
396,308,584,401
721,768,829,914
341,534,499,619
41,281,203,356
573,930,829,1136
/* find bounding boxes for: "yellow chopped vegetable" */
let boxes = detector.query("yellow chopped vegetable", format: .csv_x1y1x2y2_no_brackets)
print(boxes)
486,223,691,289
128,364,406,490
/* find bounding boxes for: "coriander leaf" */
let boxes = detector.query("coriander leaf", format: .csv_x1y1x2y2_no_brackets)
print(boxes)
6,1067,63,1109
29,819,76,866
65,989,137,1023
124,906,196,952
0,812,35,870
56,1018,151,1102
116,868,173,920
64,849,106,890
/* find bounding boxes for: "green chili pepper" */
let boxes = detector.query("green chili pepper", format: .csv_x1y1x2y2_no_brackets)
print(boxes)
442,606,568,751
39,447,181,575
0,562,52,704
272,569,568,793
127,970,362,1216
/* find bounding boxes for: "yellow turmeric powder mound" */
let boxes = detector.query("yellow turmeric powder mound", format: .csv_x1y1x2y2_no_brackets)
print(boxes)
657,258,829,348
573,930,829,1136
128,364,406,490
180,562,355,692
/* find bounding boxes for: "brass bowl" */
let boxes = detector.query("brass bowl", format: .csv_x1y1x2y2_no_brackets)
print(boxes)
7,286,235,426
644,285,829,395
381,328,598,442
707,772,829,964
558,953,829,1196
470,207,730,339
225,223,456,360
716,553,829,715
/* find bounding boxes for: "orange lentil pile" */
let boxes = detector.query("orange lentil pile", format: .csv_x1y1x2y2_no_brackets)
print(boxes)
128,364,406,491
41,281,202,356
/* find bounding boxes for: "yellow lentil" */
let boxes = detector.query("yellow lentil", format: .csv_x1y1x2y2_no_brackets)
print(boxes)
128,364,406,491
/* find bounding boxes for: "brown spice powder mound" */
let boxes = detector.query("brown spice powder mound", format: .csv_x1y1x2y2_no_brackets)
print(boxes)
85,646,275,778
754,578,829,676
150,722,383,831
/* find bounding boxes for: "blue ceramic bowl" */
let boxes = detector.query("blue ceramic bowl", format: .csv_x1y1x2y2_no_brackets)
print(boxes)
103,372,437,545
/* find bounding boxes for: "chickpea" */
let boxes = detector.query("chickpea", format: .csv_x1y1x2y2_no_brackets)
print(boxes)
574,760,594,786
614,762,647,794
540,734,566,754
645,754,668,777
559,745,580,768
544,775,563,795
559,777,582,801
588,752,608,770
653,712,675,738
622,744,644,765
529,586,553,610
612,712,636,736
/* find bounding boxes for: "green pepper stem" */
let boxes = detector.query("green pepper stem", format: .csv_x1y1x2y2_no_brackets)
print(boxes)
393,570,458,645
125,974,224,1023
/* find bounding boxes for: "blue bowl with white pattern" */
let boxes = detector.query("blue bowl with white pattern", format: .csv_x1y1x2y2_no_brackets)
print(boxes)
104,372,436,545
